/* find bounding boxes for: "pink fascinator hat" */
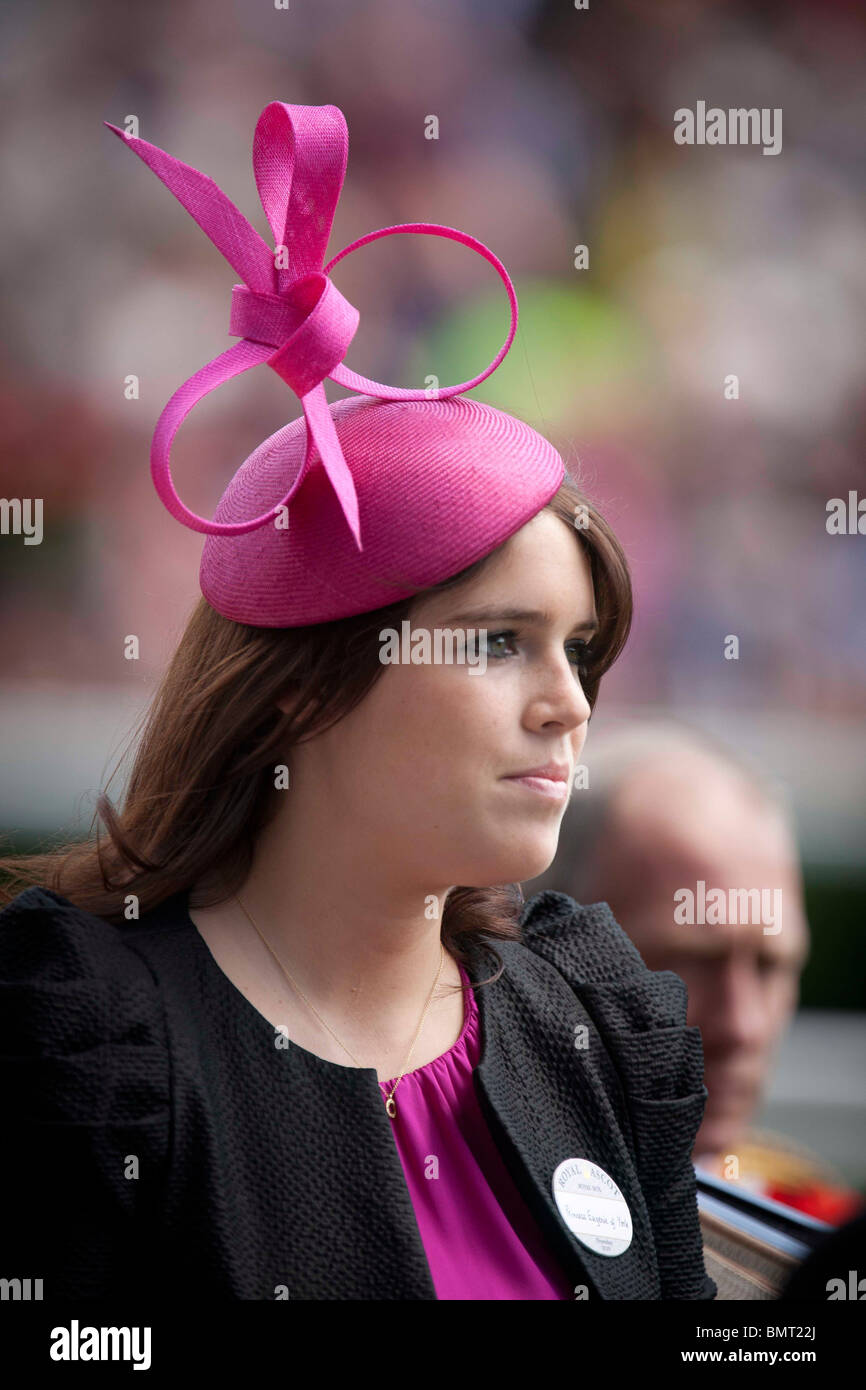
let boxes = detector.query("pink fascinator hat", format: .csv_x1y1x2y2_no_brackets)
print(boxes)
106,102,565,626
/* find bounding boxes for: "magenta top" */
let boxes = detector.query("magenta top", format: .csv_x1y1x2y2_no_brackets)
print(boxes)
378,962,574,1300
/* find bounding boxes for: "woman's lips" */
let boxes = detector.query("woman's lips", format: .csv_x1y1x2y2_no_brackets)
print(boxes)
503,774,570,801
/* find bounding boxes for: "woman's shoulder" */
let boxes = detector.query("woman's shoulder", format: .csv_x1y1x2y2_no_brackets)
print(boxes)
0,883,157,968
518,888,704,1097
519,888,653,984
0,884,171,1077
0,885,173,1298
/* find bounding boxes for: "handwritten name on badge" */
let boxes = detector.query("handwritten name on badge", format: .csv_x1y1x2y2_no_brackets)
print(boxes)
552,1157,633,1256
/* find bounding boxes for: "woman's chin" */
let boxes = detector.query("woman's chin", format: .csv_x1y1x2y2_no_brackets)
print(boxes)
485,848,560,886
446,834,561,889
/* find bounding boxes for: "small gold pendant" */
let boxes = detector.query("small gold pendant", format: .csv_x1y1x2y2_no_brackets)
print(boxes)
385,1096,397,1119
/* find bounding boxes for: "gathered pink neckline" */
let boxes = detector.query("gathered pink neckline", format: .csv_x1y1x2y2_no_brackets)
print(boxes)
378,961,477,1092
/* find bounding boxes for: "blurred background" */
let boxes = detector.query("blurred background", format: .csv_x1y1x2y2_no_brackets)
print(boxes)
1,0,864,1199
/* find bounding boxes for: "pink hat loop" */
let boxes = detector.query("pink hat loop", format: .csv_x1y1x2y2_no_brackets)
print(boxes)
105,102,518,547
324,223,517,399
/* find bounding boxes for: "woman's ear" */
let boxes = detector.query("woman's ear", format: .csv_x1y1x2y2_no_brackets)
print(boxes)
274,679,303,718
275,688,318,724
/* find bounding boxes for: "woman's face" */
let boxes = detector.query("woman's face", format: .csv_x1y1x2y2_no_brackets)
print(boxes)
283,509,597,890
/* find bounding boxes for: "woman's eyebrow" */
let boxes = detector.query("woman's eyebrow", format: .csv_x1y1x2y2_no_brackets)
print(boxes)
443,605,599,634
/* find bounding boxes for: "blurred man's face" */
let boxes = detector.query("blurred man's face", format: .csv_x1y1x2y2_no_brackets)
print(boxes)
593,777,810,1158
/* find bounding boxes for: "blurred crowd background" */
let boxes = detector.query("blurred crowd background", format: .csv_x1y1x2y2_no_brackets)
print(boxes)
1,0,864,1198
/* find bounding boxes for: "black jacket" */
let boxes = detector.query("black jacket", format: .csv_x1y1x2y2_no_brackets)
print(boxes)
0,884,716,1300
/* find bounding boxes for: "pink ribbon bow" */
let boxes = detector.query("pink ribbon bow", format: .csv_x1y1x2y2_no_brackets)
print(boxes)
105,102,518,549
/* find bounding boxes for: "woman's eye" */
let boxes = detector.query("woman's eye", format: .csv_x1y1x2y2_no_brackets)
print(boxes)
566,640,592,673
485,631,518,658
484,630,595,675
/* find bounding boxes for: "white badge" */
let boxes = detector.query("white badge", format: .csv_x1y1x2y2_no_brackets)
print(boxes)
551,1157,633,1257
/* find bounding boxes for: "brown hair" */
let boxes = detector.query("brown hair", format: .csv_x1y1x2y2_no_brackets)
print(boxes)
0,474,632,983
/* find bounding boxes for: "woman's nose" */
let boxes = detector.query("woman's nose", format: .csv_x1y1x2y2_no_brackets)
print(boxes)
531,652,592,732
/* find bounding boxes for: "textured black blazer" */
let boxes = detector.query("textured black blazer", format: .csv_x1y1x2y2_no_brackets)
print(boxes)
0,885,716,1301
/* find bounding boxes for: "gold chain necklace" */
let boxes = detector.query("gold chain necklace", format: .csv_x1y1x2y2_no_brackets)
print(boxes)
233,893,445,1120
